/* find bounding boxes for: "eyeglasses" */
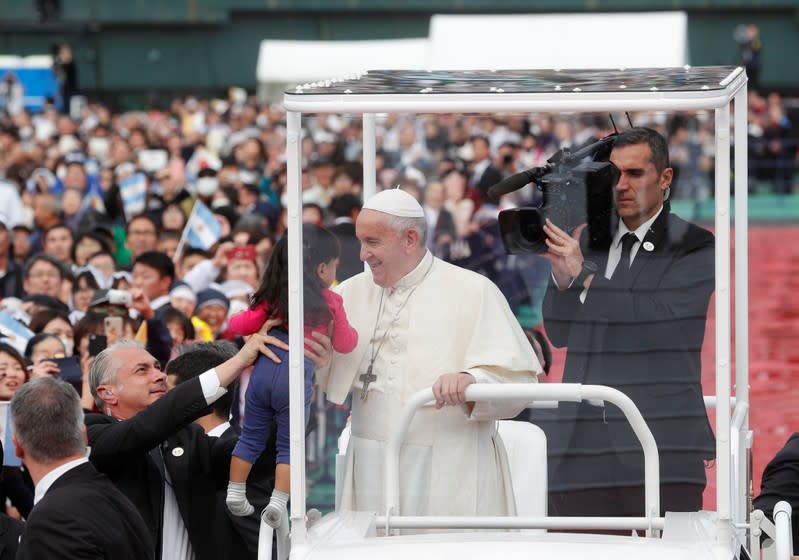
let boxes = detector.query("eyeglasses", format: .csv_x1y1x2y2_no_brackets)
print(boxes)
28,270,61,280
128,230,157,237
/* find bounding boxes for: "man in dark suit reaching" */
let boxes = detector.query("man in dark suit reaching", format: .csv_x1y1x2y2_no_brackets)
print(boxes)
540,127,715,517
12,376,153,559
167,341,277,559
85,323,286,560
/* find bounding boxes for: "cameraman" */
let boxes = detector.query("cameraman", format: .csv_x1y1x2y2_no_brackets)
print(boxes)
539,127,715,517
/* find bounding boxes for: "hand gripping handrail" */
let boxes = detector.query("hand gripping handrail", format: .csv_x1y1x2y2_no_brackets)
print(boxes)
384,383,660,534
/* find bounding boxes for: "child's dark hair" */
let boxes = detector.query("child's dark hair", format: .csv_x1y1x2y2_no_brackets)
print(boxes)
251,224,341,327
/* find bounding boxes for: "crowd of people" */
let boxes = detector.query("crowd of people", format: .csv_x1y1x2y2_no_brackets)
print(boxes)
0,82,796,558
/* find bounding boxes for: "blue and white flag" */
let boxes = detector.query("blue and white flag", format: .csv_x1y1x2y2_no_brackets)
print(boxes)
0,403,20,467
184,200,221,251
119,172,148,221
0,311,33,355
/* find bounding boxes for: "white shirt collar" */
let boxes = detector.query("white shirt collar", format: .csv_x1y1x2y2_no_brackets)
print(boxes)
150,294,171,310
34,456,89,505
613,204,664,247
207,421,231,438
473,158,491,176
391,250,434,291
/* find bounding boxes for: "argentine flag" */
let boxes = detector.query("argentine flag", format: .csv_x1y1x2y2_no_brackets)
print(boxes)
120,172,148,221
184,200,221,250
0,311,34,356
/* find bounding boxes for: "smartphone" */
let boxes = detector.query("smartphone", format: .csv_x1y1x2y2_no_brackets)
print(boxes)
104,317,124,344
51,356,82,394
89,334,107,357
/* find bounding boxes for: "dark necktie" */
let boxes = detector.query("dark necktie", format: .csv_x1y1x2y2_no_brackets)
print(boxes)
150,445,166,555
612,233,638,280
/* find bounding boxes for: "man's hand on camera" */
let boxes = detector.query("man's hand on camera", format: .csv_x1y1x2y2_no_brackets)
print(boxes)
542,219,588,290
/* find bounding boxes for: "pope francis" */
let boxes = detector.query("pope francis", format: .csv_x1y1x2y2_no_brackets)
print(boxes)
311,188,541,521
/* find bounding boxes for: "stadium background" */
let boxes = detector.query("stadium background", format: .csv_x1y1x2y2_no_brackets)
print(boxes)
2,0,798,513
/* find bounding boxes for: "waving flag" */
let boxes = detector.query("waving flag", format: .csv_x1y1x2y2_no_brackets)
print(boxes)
183,200,221,251
119,172,148,221
0,311,33,355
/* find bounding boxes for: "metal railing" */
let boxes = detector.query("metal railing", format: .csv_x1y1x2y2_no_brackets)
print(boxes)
383,383,662,536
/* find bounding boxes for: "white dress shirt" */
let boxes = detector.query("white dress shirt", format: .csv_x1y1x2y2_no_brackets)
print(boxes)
34,456,89,505
161,367,226,560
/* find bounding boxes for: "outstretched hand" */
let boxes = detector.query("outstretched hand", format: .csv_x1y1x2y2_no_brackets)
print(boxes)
541,219,587,289
236,317,287,367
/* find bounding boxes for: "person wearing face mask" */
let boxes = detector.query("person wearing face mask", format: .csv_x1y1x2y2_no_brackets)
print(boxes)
28,309,75,357
195,167,221,206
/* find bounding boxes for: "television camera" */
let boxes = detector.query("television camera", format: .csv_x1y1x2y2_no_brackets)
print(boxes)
494,135,620,255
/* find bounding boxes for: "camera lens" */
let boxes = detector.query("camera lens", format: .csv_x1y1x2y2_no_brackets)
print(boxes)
499,208,548,254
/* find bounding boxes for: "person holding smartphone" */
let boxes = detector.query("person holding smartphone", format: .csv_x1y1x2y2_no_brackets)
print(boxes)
87,287,173,369
25,334,67,380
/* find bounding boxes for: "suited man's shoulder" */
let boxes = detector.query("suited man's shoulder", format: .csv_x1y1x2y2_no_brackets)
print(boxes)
84,411,113,426
22,464,153,559
330,221,356,235
665,211,714,248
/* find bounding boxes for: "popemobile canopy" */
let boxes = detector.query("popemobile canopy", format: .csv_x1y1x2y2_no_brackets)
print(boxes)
284,66,745,113
277,65,753,560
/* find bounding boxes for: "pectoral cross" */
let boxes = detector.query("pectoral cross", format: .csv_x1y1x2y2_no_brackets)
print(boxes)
359,365,377,401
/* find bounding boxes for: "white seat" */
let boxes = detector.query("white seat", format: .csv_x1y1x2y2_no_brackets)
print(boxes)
335,424,351,511
335,420,548,523
497,420,548,524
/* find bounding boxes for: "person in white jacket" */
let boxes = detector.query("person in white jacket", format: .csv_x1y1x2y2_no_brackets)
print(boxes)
310,188,541,521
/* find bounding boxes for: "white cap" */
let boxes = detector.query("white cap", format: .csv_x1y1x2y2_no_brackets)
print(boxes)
220,279,253,300
170,285,197,304
362,188,424,218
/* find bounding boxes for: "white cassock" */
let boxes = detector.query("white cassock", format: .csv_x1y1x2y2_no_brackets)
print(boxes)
317,250,539,518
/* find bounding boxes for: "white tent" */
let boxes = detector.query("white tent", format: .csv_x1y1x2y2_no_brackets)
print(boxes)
428,12,688,70
256,12,687,99
256,38,429,85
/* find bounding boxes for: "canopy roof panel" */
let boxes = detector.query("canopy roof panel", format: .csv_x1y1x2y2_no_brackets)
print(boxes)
283,66,746,114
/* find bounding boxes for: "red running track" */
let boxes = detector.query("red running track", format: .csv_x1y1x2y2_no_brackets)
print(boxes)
542,225,797,510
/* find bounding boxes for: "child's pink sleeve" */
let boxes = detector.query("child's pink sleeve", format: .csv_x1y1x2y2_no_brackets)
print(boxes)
227,303,269,336
323,289,358,354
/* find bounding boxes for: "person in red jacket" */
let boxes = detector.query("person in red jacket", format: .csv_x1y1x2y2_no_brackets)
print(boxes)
226,223,357,523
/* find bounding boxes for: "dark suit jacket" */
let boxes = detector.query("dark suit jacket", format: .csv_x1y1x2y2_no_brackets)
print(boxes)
17,461,153,560
0,514,22,560
214,423,277,559
754,432,799,555
472,162,504,198
0,260,23,299
329,221,362,283
86,377,236,560
540,208,716,492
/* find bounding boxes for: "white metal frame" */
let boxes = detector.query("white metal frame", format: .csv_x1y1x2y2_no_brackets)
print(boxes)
383,384,661,536
281,66,750,552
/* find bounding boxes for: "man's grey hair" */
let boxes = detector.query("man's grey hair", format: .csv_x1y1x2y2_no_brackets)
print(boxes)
11,377,84,464
89,339,144,409
384,215,427,247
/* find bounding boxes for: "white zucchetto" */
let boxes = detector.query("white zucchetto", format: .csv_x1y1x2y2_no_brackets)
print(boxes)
362,188,424,218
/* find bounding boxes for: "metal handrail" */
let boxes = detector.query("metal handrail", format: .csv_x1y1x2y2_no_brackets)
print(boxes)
383,383,661,536
703,395,738,409
774,501,794,560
